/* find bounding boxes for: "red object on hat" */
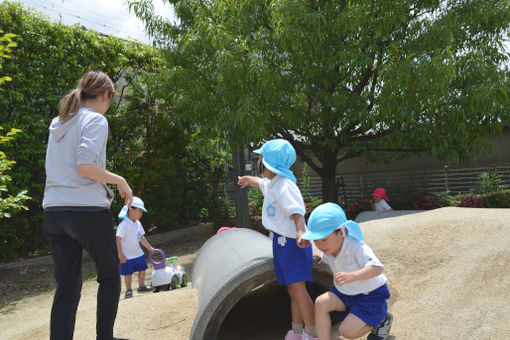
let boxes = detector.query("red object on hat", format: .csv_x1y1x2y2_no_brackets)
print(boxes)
216,227,237,234
372,187,390,202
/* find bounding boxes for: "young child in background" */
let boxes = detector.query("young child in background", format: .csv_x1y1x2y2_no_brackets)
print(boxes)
370,188,392,211
116,196,154,298
301,203,392,340
237,139,317,340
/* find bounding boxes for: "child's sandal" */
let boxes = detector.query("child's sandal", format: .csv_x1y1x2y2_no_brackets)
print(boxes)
124,289,133,298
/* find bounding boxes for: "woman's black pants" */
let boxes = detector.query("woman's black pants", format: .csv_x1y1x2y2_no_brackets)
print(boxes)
43,209,120,340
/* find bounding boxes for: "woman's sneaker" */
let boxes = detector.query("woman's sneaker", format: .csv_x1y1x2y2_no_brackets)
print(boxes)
367,312,393,340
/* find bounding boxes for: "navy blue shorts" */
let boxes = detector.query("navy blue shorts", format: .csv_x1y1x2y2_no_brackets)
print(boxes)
331,284,390,328
272,232,313,285
120,255,148,276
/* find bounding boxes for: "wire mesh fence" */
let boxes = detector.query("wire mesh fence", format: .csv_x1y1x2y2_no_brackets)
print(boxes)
297,165,510,203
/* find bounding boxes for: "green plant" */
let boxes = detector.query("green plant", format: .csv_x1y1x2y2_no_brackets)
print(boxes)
347,199,371,219
458,195,485,208
301,163,312,202
407,190,442,210
248,186,264,218
479,191,510,208
0,127,30,219
476,169,507,195
0,2,233,260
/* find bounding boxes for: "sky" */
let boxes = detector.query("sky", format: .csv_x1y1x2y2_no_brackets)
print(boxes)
20,0,175,44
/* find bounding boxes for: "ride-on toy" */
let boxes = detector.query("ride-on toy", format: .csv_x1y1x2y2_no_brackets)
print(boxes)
149,248,188,292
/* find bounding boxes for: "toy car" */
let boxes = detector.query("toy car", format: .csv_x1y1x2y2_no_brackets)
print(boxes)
166,255,189,288
149,248,188,292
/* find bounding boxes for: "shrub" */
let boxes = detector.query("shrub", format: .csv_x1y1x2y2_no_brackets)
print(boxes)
248,187,264,219
406,190,442,210
305,197,323,221
479,191,510,208
458,196,485,208
347,199,371,219
476,169,508,195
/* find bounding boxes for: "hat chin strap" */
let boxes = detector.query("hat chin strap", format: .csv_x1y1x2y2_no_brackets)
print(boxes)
335,225,347,238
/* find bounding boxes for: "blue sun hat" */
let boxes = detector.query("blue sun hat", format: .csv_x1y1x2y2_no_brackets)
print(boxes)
118,196,147,219
301,202,364,243
253,139,297,183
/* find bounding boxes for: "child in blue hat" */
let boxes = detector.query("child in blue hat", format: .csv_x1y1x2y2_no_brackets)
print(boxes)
116,196,155,298
238,139,317,340
301,203,392,340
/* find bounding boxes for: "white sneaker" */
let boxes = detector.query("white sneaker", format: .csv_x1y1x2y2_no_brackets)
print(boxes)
367,312,393,340
301,332,318,340
284,330,303,340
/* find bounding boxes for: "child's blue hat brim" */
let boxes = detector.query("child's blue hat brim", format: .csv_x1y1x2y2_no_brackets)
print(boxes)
301,202,364,243
253,139,297,183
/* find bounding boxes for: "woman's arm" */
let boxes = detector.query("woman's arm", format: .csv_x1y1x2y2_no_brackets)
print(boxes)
77,163,133,206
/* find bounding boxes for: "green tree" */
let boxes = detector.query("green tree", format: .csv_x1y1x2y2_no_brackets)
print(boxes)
0,30,30,257
130,0,510,202
0,2,232,259
0,2,158,257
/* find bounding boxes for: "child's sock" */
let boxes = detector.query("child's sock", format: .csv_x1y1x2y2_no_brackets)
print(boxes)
291,322,303,334
304,325,317,337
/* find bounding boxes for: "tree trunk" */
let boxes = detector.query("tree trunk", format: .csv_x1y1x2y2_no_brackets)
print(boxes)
317,154,339,203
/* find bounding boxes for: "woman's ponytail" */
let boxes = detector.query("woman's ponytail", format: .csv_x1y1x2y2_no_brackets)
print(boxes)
58,88,82,121
58,71,115,121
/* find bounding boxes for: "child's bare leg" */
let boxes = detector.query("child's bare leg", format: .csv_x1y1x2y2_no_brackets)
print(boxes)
315,291,346,340
124,274,132,291
338,313,372,339
138,270,146,287
290,297,303,324
287,281,314,328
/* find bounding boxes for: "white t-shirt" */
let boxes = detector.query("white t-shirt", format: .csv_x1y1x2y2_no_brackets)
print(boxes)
258,175,306,239
116,218,145,259
322,235,387,296
374,199,392,211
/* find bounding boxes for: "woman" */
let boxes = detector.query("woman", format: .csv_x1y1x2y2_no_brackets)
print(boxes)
43,71,132,340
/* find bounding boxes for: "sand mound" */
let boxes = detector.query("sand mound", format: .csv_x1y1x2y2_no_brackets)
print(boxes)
2,207,509,339
362,207,510,339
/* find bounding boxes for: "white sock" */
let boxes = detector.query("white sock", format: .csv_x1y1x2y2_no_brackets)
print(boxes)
304,325,317,337
292,322,303,334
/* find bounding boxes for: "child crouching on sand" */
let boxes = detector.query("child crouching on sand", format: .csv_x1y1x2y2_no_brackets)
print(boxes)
301,203,392,340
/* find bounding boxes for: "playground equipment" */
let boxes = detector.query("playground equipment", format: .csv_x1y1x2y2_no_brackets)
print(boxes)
189,227,333,340
149,248,188,292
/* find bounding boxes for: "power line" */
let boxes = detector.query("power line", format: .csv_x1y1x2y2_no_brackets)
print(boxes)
29,0,123,31
23,0,148,41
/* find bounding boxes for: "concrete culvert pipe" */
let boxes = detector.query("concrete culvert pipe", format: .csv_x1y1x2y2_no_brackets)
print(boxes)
190,228,334,340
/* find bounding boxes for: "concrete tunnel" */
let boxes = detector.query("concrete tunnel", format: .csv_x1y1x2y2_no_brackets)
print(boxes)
190,227,333,340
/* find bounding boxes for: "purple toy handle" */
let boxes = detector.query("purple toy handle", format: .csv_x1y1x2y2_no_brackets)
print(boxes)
149,248,166,270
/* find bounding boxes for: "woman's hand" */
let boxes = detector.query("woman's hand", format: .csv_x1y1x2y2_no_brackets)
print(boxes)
117,178,133,208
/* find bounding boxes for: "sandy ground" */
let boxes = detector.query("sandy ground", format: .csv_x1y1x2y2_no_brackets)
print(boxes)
1,207,510,339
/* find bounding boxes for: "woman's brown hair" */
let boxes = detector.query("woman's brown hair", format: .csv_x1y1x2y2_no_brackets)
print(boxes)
58,71,115,121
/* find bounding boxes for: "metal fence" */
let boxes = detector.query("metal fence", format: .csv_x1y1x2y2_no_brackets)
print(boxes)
297,165,510,203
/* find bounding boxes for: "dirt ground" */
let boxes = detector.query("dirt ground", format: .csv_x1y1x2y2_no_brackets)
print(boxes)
1,207,510,340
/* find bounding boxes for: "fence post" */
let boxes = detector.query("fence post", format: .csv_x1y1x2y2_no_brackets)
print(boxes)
232,148,250,228
444,164,449,193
